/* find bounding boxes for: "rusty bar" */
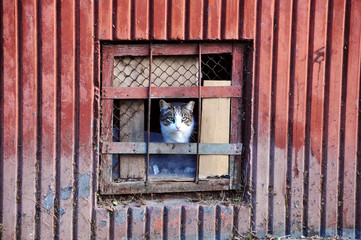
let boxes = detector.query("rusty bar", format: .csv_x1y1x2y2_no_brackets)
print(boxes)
102,86,242,99
146,43,152,185
195,43,202,183
102,142,242,155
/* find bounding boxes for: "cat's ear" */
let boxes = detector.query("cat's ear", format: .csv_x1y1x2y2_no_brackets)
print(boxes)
159,100,171,112
185,101,195,113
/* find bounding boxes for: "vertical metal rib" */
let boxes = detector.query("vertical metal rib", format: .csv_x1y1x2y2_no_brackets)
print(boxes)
146,43,152,185
195,43,202,183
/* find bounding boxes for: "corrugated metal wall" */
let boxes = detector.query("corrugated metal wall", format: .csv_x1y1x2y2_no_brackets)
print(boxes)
0,0,360,239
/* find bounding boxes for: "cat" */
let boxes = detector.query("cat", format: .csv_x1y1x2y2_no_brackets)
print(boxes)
159,100,195,143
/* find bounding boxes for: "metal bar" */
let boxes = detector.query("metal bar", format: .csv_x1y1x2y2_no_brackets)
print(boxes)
146,43,152,185
102,142,242,155
102,86,241,99
195,43,202,183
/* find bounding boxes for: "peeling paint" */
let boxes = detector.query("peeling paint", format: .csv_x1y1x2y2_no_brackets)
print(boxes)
43,188,54,213
59,208,66,216
60,185,72,200
78,173,91,198
115,210,127,225
132,209,145,221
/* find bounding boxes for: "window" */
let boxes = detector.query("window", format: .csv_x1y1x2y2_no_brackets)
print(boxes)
100,42,245,194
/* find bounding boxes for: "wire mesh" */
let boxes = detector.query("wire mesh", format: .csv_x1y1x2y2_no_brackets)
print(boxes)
201,54,233,80
113,56,150,87
112,99,145,142
151,55,199,87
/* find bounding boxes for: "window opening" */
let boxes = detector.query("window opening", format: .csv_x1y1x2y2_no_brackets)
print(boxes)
101,43,244,194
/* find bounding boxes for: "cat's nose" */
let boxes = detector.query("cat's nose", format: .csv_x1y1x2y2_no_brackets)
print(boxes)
176,126,180,131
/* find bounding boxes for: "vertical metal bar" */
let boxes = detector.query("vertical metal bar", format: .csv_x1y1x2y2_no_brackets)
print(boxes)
146,43,152,185
195,43,202,183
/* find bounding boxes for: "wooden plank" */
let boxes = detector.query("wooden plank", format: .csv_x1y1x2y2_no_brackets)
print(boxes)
272,0,292,235
342,0,361,237
39,0,56,239
117,100,145,180
188,0,203,40
101,179,229,195
253,0,275,236
1,1,18,238
223,0,239,39
20,0,37,238
133,0,149,40
200,81,231,178
95,208,110,240
205,0,221,39
100,50,114,192
58,0,75,238
289,0,310,236
152,0,167,39
98,0,112,40
307,0,328,235
102,86,242,99
241,0,256,39
77,0,94,239
115,0,131,40
229,43,244,190
169,0,185,39
324,0,346,237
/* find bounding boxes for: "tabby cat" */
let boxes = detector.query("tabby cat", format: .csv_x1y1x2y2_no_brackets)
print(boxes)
159,100,195,143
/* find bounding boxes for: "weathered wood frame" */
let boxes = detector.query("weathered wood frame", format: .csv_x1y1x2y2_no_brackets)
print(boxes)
100,42,245,194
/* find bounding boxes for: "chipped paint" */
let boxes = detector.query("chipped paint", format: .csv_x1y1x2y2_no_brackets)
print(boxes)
115,210,127,225
60,185,71,200
78,173,91,198
43,188,54,212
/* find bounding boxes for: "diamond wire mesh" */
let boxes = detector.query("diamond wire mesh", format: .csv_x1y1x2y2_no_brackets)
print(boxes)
151,55,199,87
201,54,232,80
113,56,150,87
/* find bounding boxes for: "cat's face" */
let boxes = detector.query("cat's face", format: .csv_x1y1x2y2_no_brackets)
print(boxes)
159,100,195,143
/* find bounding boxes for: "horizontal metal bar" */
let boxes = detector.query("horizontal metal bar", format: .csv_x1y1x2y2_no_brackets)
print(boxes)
102,142,242,155
102,86,241,99
106,43,235,57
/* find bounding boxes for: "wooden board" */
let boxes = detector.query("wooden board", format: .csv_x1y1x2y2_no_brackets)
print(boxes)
117,100,145,179
199,81,231,178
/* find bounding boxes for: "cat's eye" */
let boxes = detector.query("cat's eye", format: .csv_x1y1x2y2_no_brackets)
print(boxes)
182,117,188,121
167,117,174,122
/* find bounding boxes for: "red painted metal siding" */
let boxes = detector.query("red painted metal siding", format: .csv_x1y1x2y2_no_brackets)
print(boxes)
0,0,360,239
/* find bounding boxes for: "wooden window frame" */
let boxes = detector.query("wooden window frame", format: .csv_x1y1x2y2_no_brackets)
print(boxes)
100,42,244,195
